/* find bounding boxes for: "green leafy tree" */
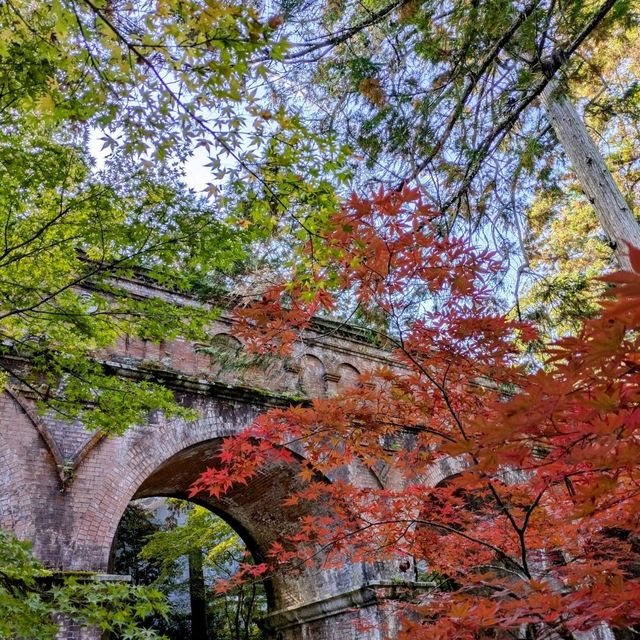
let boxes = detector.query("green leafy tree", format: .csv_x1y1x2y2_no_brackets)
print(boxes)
0,0,256,432
0,531,168,639
517,16,640,337
1,0,347,249
114,501,266,640
0,123,251,433
141,502,267,640
0,2,294,634
262,1,633,211
113,504,164,587
256,0,640,308
0,0,352,431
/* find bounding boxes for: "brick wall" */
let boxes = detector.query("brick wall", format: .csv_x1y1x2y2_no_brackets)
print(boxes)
0,299,444,639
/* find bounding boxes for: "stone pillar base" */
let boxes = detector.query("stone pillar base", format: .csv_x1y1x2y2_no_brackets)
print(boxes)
261,581,434,640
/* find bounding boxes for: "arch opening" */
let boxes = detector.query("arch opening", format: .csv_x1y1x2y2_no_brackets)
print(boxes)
103,435,354,639
130,438,320,574
111,496,269,640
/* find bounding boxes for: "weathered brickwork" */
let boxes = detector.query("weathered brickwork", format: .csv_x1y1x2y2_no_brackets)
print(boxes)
0,281,442,639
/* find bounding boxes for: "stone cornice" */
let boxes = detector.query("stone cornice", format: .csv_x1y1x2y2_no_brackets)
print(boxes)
261,581,435,631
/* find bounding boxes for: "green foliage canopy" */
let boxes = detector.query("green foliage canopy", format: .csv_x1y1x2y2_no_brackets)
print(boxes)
0,531,168,639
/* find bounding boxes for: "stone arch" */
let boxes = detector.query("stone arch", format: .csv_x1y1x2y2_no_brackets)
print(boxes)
125,448,390,615
299,354,326,397
47,399,379,614
336,363,361,393
1,386,405,638
128,440,324,611
54,403,257,571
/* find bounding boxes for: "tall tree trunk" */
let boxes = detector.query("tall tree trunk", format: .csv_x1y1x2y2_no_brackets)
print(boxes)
540,77,640,270
189,549,209,640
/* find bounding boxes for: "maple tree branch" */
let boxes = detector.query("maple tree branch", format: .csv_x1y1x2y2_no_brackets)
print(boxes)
0,219,211,322
78,0,326,243
391,330,528,541
393,340,535,558
78,0,255,174
288,515,524,578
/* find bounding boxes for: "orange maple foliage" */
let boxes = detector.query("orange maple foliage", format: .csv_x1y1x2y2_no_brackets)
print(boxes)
191,188,640,639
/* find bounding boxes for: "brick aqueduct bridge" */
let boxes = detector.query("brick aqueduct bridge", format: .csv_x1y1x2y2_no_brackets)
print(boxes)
0,278,444,639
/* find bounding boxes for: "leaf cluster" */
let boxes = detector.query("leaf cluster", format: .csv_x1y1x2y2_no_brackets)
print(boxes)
0,530,168,639
192,187,640,639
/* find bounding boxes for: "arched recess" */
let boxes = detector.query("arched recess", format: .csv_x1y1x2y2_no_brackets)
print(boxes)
129,438,375,610
337,363,361,393
299,354,326,397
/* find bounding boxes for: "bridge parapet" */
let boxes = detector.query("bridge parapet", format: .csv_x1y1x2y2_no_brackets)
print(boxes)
96,275,396,400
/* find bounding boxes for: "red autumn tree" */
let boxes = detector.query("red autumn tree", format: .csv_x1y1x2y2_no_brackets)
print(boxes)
191,187,640,639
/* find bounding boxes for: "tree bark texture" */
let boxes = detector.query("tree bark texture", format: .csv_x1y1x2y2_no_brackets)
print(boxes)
540,78,640,270
188,549,209,640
